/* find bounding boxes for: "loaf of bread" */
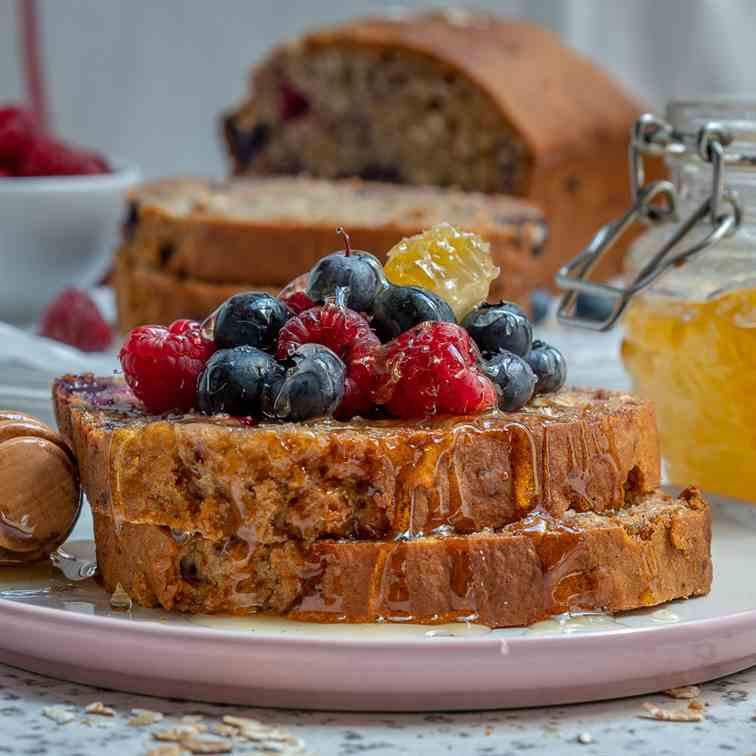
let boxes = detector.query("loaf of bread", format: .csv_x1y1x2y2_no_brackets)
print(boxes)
223,11,645,287
54,375,660,544
92,489,711,625
115,177,546,331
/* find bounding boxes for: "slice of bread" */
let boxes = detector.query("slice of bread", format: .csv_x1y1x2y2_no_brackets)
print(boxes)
92,489,711,625
54,376,660,544
223,11,645,286
115,177,546,331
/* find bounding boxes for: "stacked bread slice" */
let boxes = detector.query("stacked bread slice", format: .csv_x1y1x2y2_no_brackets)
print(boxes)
115,177,546,332
53,375,712,627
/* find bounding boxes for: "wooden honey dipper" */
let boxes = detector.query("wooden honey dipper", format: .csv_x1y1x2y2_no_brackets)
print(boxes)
0,411,80,565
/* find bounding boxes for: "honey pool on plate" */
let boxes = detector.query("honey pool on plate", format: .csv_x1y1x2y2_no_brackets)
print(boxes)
622,288,756,502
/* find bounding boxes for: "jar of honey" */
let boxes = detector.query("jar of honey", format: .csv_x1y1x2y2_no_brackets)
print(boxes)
558,98,756,502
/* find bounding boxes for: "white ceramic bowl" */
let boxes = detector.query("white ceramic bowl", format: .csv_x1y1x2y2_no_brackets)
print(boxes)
0,162,141,323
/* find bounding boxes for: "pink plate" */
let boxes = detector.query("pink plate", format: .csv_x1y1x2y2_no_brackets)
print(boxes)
0,493,754,712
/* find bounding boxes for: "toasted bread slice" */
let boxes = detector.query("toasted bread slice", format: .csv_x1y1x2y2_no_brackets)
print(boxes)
54,375,660,544
92,488,711,625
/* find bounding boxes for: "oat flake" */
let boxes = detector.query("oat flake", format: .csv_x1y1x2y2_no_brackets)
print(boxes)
640,702,704,722
41,706,75,725
664,685,701,700
85,701,115,716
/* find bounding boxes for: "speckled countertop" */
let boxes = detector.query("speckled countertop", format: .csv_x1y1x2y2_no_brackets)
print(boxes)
1,662,755,755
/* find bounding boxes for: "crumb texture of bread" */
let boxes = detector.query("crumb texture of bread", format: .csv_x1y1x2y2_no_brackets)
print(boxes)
55,376,660,545
92,490,712,626
223,12,645,287
115,177,546,331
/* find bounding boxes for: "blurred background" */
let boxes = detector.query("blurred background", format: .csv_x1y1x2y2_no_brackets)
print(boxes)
2,0,755,179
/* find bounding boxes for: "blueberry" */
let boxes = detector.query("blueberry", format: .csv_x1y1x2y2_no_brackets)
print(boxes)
530,288,552,325
371,285,455,341
307,230,387,312
526,340,567,394
462,301,533,358
197,346,283,416
575,292,614,323
263,343,346,421
482,351,537,412
213,292,291,351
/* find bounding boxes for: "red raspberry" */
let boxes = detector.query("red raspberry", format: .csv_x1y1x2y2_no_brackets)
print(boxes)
277,301,380,419
0,106,37,171
372,322,497,419
278,274,315,314
16,137,110,177
119,319,216,414
39,287,113,352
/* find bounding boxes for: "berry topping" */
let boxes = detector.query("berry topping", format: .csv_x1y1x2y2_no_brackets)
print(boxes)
373,322,497,419
278,274,315,314
482,351,537,412
197,346,283,416
0,106,36,170
263,343,346,422
39,287,113,352
575,292,615,323
119,319,216,414
526,340,567,395
16,138,110,177
371,284,456,342
306,228,387,312
212,292,292,351
277,300,380,419
530,289,552,325
384,223,499,320
462,301,533,358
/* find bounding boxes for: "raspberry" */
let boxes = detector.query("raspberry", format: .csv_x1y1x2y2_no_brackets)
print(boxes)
119,319,216,414
279,81,310,121
277,301,380,419
16,137,110,177
39,287,113,352
372,321,497,419
278,274,315,314
0,106,37,171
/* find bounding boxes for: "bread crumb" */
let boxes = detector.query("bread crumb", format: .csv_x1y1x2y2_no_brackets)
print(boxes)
85,701,115,716
110,582,132,610
41,706,76,725
577,732,593,744
640,702,703,722
664,685,701,700
128,708,164,726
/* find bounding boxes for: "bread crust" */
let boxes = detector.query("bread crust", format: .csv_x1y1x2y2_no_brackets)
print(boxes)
92,489,712,626
114,177,547,331
54,376,661,544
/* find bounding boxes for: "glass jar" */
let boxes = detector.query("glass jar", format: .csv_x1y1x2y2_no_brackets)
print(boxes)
621,98,756,501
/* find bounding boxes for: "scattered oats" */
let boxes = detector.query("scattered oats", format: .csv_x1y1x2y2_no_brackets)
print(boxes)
664,685,701,700
154,726,203,742
110,582,133,610
483,726,493,736
85,701,115,716
181,715,206,724
146,746,182,756
222,715,264,729
212,723,240,737
640,702,703,722
128,708,164,726
180,737,233,754
689,700,705,711
42,706,76,725
577,732,593,744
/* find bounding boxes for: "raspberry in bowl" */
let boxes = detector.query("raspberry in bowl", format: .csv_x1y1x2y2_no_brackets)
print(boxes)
0,104,140,323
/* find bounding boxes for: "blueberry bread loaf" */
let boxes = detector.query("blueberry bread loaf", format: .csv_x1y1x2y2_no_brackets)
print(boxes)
115,177,546,331
222,11,646,284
